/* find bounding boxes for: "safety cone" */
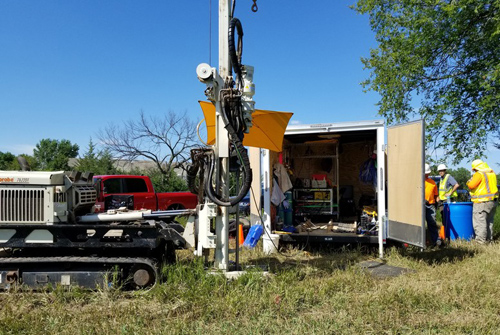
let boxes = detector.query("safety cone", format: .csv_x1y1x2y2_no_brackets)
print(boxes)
238,224,244,246
439,225,446,240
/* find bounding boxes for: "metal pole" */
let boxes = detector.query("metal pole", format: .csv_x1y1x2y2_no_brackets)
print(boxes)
235,168,240,270
262,149,272,251
214,0,231,270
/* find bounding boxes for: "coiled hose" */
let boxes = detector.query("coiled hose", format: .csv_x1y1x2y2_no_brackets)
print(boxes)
186,17,251,207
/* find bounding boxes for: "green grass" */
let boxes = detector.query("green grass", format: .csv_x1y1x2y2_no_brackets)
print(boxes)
1,240,500,334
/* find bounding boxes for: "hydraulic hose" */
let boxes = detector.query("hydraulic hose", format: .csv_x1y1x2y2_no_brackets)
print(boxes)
228,17,243,86
204,136,251,207
203,92,252,207
192,17,250,207
187,148,209,204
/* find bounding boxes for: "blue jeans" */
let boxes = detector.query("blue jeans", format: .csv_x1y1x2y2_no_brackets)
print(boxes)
426,204,439,244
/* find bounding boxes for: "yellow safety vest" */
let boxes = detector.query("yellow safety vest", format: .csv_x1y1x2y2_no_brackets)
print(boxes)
438,174,458,200
470,171,498,203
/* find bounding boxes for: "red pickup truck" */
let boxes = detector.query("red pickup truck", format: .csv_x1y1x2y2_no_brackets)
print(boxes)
93,175,198,211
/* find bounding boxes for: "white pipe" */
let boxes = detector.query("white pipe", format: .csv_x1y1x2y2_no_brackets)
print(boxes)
77,210,151,223
262,149,272,252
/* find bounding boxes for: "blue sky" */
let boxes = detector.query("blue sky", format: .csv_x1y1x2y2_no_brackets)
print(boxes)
0,1,496,169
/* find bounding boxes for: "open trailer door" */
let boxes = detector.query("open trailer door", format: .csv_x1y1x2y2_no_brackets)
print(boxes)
387,120,426,248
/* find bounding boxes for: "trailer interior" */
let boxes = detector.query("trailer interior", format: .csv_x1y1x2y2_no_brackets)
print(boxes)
266,123,384,246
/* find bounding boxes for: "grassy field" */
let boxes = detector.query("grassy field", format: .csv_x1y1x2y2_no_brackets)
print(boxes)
0,209,498,335
1,235,500,335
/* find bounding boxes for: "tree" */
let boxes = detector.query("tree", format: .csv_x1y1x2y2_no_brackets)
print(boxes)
9,154,39,171
99,111,198,185
33,139,79,171
447,167,471,188
0,152,16,170
74,138,119,175
354,1,500,164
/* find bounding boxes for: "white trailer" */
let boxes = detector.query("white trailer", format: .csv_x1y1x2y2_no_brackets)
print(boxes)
255,119,427,257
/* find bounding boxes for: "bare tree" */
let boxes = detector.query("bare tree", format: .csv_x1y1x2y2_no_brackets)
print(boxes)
99,111,198,180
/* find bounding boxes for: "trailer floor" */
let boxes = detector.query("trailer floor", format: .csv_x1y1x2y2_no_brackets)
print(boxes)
278,229,378,245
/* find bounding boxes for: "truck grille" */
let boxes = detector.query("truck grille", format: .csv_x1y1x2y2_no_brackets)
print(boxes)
0,189,45,223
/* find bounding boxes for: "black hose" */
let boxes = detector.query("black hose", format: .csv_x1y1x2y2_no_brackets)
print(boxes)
228,17,243,86
194,16,249,207
187,163,199,195
204,138,252,207
203,94,252,207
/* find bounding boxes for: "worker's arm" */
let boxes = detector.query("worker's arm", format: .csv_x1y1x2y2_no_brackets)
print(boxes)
467,173,481,190
446,183,460,197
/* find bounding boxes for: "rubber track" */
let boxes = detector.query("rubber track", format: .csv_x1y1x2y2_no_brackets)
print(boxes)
0,256,158,286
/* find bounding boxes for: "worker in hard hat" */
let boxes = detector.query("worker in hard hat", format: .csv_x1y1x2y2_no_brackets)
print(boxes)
467,159,498,244
436,164,460,203
425,163,441,247
436,164,460,228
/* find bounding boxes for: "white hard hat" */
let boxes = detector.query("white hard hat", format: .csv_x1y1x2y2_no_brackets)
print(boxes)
425,163,431,174
437,164,447,171
472,159,484,170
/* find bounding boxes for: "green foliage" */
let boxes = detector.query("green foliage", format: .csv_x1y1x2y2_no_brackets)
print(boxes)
0,151,16,170
12,154,39,171
0,153,39,171
495,206,500,237
149,169,188,192
33,139,79,171
354,0,500,164
447,167,472,188
74,138,119,175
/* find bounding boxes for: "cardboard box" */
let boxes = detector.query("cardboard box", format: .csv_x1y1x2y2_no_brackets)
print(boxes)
314,191,331,200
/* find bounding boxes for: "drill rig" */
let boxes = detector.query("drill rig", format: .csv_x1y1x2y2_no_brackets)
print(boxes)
0,0,266,289
186,0,257,271
0,168,188,289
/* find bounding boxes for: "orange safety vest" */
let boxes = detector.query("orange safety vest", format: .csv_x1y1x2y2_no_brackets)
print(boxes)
469,171,498,203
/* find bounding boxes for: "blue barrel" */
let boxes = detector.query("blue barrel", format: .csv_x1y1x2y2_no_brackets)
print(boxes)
444,202,474,240
243,225,263,248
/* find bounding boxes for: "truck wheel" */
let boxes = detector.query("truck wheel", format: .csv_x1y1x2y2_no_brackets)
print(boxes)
167,204,185,210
